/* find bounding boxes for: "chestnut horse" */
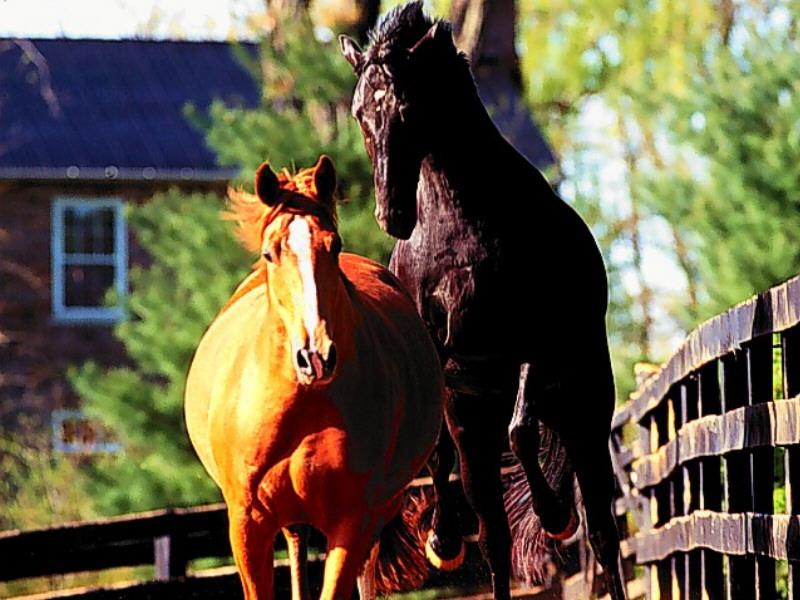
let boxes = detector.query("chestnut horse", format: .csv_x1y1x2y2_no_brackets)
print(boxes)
340,4,627,600
184,156,443,599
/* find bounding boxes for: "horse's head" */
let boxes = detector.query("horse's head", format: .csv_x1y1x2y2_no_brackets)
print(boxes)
248,156,343,386
340,2,459,239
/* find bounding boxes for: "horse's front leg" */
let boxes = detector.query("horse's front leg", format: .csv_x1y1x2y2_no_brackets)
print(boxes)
447,390,511,600
424,421,465,570
228,504,278,600
282,525,311,600
320,516,380,600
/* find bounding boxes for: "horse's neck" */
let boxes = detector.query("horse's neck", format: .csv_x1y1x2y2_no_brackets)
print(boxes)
419,83,510,214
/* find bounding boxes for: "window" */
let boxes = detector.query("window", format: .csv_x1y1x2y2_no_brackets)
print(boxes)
51,409,122,454
52,198,127,323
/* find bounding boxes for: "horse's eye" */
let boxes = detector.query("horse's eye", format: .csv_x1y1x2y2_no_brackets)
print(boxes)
263,250,274,263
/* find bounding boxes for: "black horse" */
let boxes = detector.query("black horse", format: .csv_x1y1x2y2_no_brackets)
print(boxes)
340,3,626,599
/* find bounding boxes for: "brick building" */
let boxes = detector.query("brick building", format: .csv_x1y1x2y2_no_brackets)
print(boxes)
0,38,258,441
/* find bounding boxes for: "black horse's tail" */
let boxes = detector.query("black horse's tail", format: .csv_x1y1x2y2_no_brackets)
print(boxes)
503,424,575,584
374,486,433,594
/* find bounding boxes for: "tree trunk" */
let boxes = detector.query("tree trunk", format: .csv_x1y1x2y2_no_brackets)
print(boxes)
450,0,521,87
618,115,654,359
353,0,380,44
267,0,310,15
449,0,554,169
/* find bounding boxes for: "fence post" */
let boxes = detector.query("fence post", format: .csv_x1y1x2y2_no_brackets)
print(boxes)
652,403,673,600
153,514,187,581
681,378,701,599
721,350,756,600
668,392,684,599
748,336,776,599
698,361,724,599
783,326,800,600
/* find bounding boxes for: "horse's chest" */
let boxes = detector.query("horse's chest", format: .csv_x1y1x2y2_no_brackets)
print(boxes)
395,237,506,352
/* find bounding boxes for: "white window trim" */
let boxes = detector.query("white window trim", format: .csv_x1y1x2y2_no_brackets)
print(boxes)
51,409,122,454
51,197,128,324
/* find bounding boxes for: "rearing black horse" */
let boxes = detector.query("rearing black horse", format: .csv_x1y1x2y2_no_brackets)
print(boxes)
340,4,626,599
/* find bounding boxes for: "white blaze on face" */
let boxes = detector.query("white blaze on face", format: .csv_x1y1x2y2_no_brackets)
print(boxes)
287,217,319,350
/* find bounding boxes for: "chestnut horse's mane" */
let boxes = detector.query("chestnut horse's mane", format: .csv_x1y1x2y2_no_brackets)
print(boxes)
225,165,336,254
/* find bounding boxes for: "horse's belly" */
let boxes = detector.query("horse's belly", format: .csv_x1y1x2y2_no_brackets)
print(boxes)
270,428,396,529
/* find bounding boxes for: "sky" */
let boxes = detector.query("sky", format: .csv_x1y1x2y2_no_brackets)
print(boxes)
0,0,264,39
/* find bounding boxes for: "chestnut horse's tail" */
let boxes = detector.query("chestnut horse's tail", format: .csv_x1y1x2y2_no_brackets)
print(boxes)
374,486,433,594
503,424,575,584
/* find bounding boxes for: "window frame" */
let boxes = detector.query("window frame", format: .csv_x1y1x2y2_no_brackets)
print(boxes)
51,197,128,324
51,409,123,454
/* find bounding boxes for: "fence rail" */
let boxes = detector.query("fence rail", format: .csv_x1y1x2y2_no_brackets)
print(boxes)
610,273,800,599
0,477,560,599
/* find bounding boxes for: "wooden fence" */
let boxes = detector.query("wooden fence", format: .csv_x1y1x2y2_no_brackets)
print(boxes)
609,273,800,599
0,476,566,599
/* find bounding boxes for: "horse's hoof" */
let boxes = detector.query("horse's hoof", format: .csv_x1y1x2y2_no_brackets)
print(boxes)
425,530,465,571
545,506,580,541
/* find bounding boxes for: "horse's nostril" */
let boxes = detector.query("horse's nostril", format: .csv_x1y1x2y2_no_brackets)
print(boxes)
325,344,338,372
296,349,310,372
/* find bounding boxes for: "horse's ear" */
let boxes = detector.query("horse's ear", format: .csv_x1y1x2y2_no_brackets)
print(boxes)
312,155,337,203
339,35,363,72
255,161,280,206
409,21,452,56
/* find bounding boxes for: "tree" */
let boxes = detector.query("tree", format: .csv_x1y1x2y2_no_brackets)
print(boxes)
636,12,800,321
507,0,741,394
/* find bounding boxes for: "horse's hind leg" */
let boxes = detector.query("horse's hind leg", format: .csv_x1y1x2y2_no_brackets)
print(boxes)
425,423,465,570
228,505,278,600
448,390,512,600
508,363,577,539
563,354,627,600
571,436,627,600
282,525,311,600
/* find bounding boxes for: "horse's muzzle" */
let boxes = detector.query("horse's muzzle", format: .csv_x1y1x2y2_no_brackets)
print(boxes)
295,344,337,384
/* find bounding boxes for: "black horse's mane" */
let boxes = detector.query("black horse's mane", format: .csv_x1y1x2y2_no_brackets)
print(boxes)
366,1,458,64
368,2,431,50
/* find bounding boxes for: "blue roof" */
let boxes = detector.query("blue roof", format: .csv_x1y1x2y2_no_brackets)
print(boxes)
0,38,260,181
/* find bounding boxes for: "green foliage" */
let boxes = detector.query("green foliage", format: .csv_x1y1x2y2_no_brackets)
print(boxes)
513,0,729,397
0,427,92,530
70,190,248,513
637,24,800,320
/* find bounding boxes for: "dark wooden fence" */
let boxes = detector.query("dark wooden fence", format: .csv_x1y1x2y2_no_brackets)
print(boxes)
609,273,800,599
0,476,563,599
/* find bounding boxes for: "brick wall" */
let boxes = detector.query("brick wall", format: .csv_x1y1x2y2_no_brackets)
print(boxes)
0,179,226,434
